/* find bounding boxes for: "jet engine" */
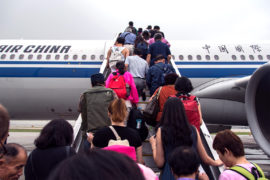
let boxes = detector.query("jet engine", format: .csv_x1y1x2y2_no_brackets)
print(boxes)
192,63,270,156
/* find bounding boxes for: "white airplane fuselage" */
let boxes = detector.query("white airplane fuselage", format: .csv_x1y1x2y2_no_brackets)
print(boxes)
0,40,270,120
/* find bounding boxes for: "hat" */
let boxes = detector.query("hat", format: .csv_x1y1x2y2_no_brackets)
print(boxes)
91,73,105,85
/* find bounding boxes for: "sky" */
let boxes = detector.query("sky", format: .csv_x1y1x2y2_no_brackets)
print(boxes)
0,0,270,41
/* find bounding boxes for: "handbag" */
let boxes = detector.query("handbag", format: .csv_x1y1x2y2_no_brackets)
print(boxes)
143,87,162,126
108,126,130,147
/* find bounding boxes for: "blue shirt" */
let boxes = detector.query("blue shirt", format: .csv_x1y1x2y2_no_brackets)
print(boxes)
148,40,171,66
120,32,136,45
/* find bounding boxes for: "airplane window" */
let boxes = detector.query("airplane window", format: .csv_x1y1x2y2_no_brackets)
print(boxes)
55,54,60,60
267,55,270,60
64,55,69,60
205,55,210,60
232,55,237,60
46,55,51,60
1,54,6,60
91,55,95,60
37,54,42,60
19,54,24,60
73,55,78,60
28,54,33,60
249,55,254,60
179,55,184,60
99,55,104,60
172,55,175,60
188,55,193,60
10,54,15,60
240,55,245,60
258,55,263,60
196,55,201,60
82,55,87,60
214,55,219,60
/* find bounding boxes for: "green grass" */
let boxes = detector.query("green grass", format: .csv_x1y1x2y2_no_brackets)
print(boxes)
9,129,41,133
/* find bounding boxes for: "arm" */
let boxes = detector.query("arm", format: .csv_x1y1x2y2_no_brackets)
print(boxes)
198,102,203,125
149,128,165,168
123,48,129,59
167,54,172,64
106,48,112,68
129,74,139,104
196,129,223,166
146,54,151,65
136,146,144,164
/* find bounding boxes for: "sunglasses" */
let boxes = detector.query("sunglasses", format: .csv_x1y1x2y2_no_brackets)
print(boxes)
0,141,7,159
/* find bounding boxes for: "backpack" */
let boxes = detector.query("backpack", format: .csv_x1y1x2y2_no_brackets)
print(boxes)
136,42,148,59
108,73,130,99
109,47,124,71
157,64,175,85
171,94,201,132
230,163,268,180
127,107,149,141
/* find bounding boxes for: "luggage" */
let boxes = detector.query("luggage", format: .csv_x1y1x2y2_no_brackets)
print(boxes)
109,47,124,71
127,107,148,141
108,74,130,99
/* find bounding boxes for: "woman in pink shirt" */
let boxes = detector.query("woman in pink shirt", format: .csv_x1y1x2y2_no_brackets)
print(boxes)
106,61,139,105
148,33,170,47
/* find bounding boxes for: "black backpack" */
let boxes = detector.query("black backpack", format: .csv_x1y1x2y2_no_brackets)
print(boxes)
127,107,149,141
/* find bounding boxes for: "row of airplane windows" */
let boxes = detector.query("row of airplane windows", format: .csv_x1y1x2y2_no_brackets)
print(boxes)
0,54,270,61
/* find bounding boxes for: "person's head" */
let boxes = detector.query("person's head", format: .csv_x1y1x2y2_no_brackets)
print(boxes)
142,30,150,40
175,76,194,94
159,97,192,147
213,129,245,167
91,73,105,87
138,28,143,34
169,146,200,178
154,55,165,64
128,21,134,27
134,48,142,57
116,61,126,75
154,33,162,41
153,25,160,30
34,119,73,149
0,104,10,144
164,73,179,85
116,37,125,45
49,149,145,180
108,99,127,123
0,143,27,180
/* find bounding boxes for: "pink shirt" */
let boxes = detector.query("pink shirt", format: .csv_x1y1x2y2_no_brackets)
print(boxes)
106,71,139,104
219,163,257,180
148,38,170,47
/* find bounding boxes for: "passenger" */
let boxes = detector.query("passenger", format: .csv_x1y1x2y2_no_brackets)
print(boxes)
153,25,165,38
125,48,148,101
134,35,149,60
24,119,76,180
146,55,175,96
106,37,129,72
150,73,178,122
146,33,171,66
0,104,9,144
148,33,171,47
0,143,27,180
142,30,151,42
89,99,144,164
174,77,203,131
49,149,145,180
149,98,222,180
120,28,137,55
124,21,138,35
78,73,115,151
137,28,143,35
106,61,139,107
213,129,266,180
146,25,155,38
169,146,209,180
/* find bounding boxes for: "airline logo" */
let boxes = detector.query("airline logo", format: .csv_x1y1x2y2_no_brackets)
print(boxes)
0,45,72,54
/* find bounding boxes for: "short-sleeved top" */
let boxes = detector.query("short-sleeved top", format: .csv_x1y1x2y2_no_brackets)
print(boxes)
125,55,149,78
147,40,171,66
92,125,142,148
219,163,259,180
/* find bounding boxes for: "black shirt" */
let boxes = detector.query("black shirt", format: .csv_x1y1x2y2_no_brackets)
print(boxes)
93,125,142,148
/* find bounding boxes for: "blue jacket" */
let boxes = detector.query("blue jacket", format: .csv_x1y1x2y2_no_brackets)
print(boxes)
146,62,175,95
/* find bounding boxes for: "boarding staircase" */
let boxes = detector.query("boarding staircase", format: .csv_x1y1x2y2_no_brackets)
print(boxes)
72,38,223,179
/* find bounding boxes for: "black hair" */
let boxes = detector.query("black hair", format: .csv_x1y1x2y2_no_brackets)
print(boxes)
35,119,73,149
129,21,134,26
91,73,105,86
175,76,194,94
49,149,145,180
154,25,160,30
158,97,192,148
138,28,143,33
169,146,200,177
142,30,150,40
134,48,142,56
164,73,179,85
116,37,125,45
146,25,152,30
154,33,162,40
0,104,9,141
2,143,26,162
154,54,165,62
116,61,126,75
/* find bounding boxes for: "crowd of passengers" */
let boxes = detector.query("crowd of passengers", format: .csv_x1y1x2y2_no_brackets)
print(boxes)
0,21,267,180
